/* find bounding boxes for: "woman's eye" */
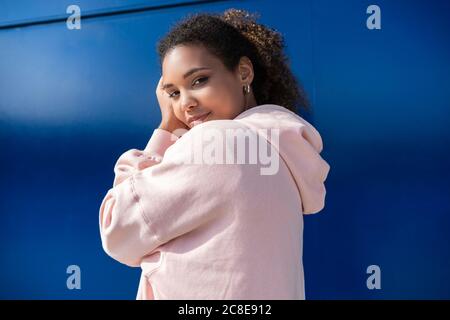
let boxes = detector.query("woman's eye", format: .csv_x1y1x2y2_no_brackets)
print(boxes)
168,91,179,98
193,77,208,86
167,77,208,98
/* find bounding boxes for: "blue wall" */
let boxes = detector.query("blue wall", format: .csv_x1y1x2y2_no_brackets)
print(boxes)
0,0,449,299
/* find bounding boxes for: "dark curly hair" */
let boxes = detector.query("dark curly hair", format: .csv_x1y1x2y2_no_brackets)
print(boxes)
157,8,310,114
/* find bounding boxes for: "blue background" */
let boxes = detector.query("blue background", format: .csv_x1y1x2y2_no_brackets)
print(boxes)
0,0,449,299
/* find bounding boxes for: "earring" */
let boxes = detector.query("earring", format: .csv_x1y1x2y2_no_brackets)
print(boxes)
243,84,251,95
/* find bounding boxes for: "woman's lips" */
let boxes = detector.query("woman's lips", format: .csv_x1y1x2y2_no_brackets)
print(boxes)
188,112,211,127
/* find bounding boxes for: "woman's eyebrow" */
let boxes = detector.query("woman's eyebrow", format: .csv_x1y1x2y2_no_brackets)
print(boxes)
162,67,211,89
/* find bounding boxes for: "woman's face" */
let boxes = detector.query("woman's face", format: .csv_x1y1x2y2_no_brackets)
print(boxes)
161,44,254,128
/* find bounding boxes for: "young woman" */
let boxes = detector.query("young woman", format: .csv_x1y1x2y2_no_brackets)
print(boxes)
99,9,330,299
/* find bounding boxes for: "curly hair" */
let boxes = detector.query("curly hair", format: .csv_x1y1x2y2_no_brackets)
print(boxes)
157,8,310,114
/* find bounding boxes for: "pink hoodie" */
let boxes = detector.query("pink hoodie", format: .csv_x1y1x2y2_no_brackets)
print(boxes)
99,104,330,300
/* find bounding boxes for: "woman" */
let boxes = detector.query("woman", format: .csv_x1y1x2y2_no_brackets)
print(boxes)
99,9,330,299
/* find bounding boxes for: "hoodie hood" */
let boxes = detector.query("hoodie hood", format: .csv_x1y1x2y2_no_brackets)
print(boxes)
234,104,330,214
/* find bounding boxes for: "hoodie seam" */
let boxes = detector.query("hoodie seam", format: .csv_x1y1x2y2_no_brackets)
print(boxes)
143,250,166,278
129,174,165,247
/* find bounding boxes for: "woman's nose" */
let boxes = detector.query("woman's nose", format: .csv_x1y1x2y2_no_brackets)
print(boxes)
180,95,197,112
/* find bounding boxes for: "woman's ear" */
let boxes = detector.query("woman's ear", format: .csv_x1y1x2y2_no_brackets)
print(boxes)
237,56,254,85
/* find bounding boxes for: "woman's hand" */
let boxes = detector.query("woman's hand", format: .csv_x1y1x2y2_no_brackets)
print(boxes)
156,76,190,133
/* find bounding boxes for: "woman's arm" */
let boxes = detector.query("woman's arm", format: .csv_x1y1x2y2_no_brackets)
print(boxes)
112,128,179,187
99,124,242,267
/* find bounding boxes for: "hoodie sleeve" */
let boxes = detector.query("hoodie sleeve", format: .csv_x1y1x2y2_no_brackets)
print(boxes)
99,126,240,267
112,128,179,187
99,128,179,266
